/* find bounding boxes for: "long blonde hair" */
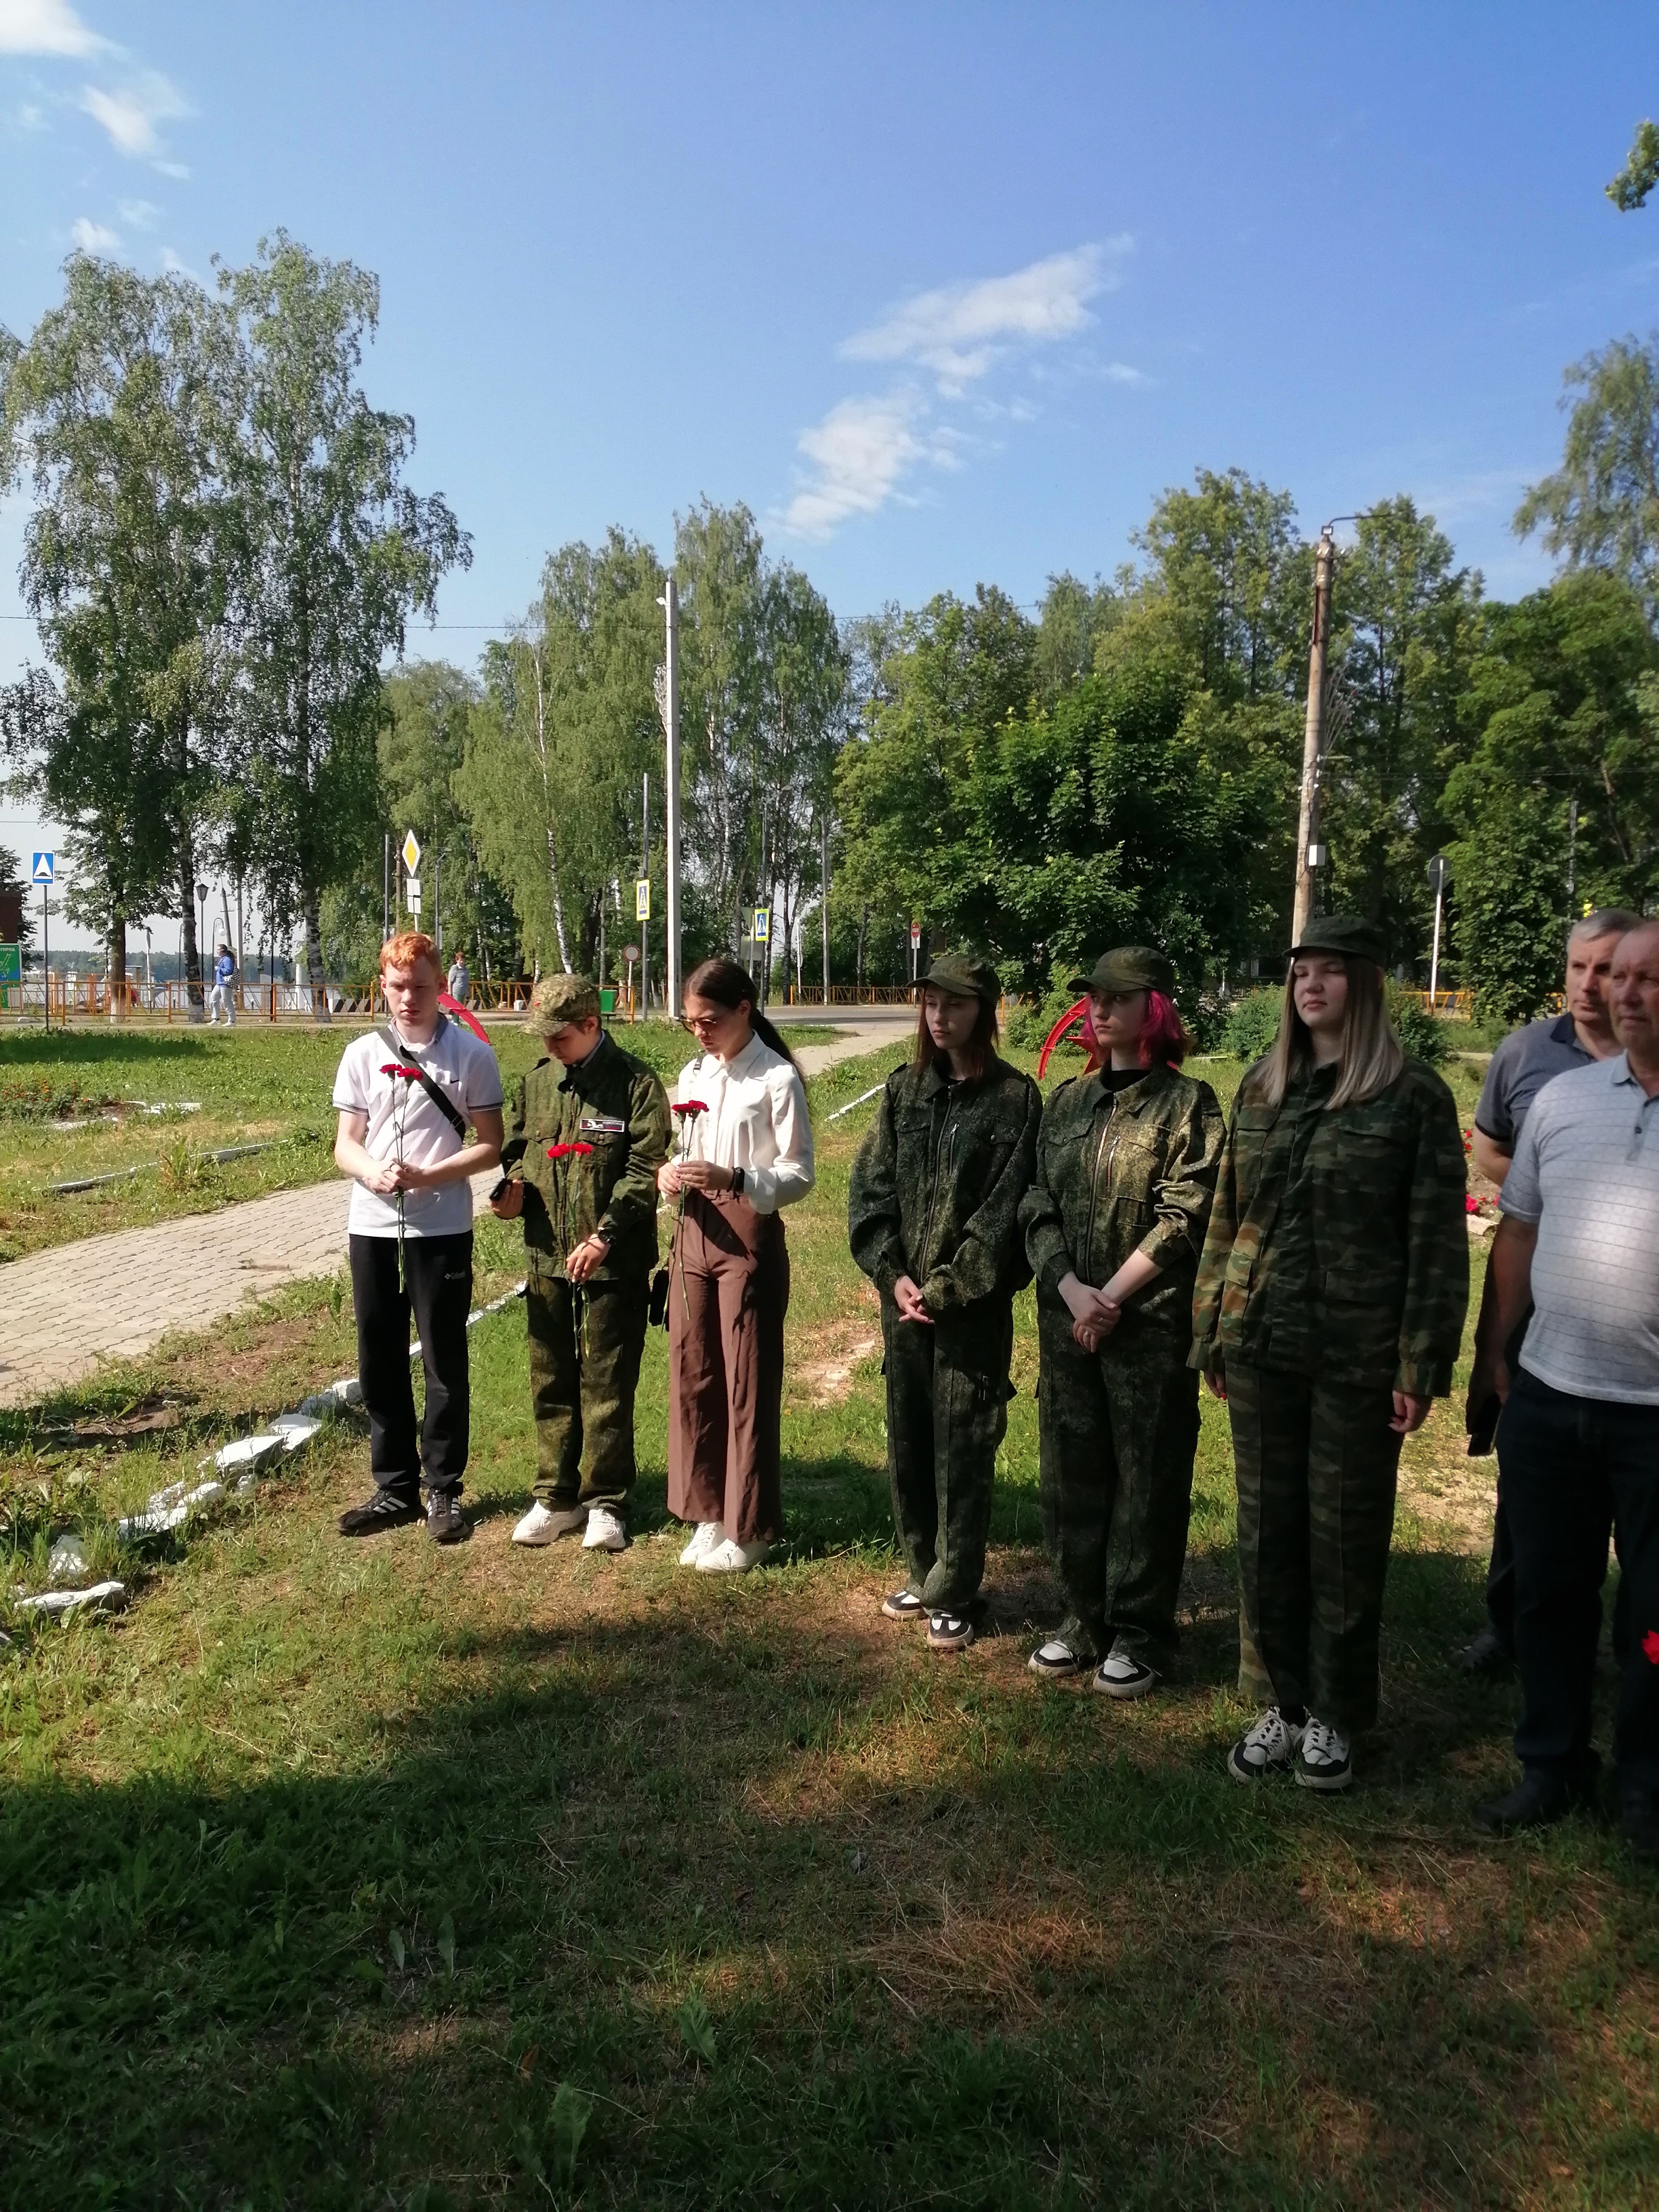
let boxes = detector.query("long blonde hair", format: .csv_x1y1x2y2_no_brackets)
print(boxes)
1246,957,1404,1111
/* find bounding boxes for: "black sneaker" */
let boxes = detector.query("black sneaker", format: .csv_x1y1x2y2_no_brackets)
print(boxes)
426,1490,470,1545
337,1489,420,1536
927,1611,975,1651
1454,1625,1514,1679
882,1589,927,1621
1092,1646,1159,1700
1295,1718,1353,1793
1475,1772,1592,1836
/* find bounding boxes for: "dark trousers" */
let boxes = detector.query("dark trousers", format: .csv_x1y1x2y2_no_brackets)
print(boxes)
1498,1368,1659,1801
528,1270,649,1515
883,1296,1013,1612
668,1190,788,1546
348,1231,474,1498
1229,1362,1404,1734
1037,1307,1200,1667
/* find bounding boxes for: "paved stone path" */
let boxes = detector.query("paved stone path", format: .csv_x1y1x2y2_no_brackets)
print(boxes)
0,1017,906,1410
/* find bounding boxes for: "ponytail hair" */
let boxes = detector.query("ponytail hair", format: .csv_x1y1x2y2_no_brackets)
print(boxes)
683,956,800,1074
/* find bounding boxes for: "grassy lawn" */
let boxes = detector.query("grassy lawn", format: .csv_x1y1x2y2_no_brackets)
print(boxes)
0,1019,839,1262
4,1043,1652,2209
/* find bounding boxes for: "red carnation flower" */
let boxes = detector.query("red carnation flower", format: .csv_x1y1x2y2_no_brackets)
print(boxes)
380,1062,424,1081
672,1100,708,1116
1643,1629,1659,1666
547,1141,595,1160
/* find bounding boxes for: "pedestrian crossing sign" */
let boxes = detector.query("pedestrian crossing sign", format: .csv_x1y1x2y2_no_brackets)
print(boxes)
635,879,651,921
32,851,54,882
754,907,770,943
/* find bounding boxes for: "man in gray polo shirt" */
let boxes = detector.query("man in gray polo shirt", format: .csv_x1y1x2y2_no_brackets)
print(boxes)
1469,919,1659,1858
1458,909,1637,1675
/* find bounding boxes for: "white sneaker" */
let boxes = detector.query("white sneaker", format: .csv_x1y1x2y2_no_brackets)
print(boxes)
696,1536,769,1574
678,1519,726,1568
512,1501,586,1547
1227,1704,1305,1783
582,1504,628,1552
1296,1717,1353,1793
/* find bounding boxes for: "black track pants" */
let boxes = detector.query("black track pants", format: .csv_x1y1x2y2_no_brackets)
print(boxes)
348,1231,474,1498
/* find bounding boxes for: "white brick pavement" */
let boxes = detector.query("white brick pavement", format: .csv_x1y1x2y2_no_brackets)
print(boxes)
0,1018,905,1410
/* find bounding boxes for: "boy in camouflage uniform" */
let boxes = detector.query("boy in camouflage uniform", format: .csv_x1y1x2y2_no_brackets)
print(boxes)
492,976,671,1553
849,953,1042,1650
1193,916,1469,1790
1020,947,1225,1696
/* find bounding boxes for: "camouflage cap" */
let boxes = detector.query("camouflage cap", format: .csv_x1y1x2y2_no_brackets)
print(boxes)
524,972,602,1034
1287,914,1388,969
1069,946,1176,999
921,950,1000,1004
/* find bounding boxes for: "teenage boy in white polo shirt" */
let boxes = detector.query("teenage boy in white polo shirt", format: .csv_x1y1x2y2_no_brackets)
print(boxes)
1471,920,1659,1861
331,931,504,1544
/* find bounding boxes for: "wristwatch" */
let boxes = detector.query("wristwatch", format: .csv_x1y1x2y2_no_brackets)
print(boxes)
731,1167,745,1197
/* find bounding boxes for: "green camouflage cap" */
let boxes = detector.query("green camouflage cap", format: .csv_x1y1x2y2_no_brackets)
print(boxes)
1287,914,1388,969
921,950,1000,1004
1069,945,1175,998
524,972,602,1034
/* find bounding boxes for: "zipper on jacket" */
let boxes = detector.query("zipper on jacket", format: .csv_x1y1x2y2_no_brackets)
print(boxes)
1082,1106,1118,1286
921,1090,959,1277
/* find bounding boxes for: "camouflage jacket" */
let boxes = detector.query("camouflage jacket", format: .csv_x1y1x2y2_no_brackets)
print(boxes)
1020,1065,1226,1337
500,1032,671,1281
848,1055,1042,1315
1191,1057,1469,1396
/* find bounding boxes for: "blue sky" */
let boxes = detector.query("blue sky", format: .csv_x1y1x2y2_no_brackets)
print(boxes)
4,1,1659,942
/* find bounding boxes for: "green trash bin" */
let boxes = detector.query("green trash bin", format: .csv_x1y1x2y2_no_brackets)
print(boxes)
599,987,617,1015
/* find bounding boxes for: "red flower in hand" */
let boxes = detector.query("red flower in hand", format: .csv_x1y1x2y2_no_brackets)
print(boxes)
1643,1629,1659,1666
381,1062,424,1082
547,1141,595,1160
1465,1195,1480,1214
672,1101,708,1118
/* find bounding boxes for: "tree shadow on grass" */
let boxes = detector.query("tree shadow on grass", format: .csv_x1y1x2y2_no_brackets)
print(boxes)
5,1597,1655,2211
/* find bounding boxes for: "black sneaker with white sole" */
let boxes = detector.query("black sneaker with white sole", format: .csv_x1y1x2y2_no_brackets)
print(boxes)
927,1611,975,1651
425,1490,470,1545
1092,1647,1158,1700
337,1488,420,1536
882,1589,927,1621
1027,1639,1088,1678
1227,1704,1305,1782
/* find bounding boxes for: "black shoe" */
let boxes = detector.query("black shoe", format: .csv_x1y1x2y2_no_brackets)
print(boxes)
1475,1772,1591,1836
426,1490,470,1545
337,1489,420,1536
1619,1795,1659,1864
1454,1625,1514,1680
927,1610,975,1651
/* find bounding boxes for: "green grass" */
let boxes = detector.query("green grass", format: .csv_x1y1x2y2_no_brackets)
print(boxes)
1,1046,1653,2209
0,1019,840,1261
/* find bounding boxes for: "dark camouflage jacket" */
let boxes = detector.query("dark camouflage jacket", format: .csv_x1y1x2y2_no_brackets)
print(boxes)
848,1055,1042,1315
501,1031,671,1281
1191,1057,1469,1397
1020,1065,1226,1337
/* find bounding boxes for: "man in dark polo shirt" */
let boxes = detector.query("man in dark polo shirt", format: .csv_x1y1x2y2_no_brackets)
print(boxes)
1459,908,1639,1674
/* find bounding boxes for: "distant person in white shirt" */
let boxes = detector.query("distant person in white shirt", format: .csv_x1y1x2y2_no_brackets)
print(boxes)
447,953,470,1006
1470,919,1659,1864
659,957,815,1574
331,930,503,1546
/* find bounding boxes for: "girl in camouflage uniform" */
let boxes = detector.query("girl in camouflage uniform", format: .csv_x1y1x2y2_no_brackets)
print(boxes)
849,954,1042,1651
1020,948,1225,1698
1193,916,1469,1793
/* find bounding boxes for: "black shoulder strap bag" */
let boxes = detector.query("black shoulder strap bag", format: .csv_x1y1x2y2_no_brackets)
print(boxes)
375,1015,468,1141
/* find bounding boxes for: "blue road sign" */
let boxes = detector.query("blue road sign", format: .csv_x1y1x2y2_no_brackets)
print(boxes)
31,851,54,882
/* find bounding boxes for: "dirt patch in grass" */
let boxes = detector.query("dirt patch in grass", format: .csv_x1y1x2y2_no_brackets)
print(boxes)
790,1312,882,1406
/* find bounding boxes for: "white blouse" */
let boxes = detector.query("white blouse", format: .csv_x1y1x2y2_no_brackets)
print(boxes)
674,1033,815,1214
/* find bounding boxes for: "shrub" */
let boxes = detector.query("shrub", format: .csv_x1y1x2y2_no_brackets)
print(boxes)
1003,987,1084,1057
1387,984,1449,1068
1221,987,1284,1065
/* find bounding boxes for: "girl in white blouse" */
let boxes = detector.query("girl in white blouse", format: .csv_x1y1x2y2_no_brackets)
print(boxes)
659,958,816,1572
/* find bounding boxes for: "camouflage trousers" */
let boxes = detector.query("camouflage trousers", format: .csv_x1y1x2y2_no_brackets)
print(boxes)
883,1296,1014,1612
1036,1306,1200,1668
527,1267,649,1516
1227,1361,1404,1733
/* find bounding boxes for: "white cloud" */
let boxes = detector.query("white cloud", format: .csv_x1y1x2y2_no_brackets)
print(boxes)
118,195,157,228
69,213,119,251
840,240,1131,394
80,68,188,158
1103,361,1147,385
783,390,960,540
0,0,106,56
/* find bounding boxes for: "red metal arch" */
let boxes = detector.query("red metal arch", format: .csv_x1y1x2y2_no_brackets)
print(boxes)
1036,996,1103,1081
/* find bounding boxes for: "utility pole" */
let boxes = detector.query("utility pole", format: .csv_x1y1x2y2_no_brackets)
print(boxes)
661,575,682,1017
383,832,390,943
821,809,831,1004
641,771,651,1017
1566,796,1579,919
1292,527,1335,945
1427,854,1450,1003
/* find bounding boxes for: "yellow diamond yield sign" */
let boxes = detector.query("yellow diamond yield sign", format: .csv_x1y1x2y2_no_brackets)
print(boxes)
401,830,421,874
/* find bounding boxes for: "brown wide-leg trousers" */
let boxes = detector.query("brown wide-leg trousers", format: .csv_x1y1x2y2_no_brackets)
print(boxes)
668,1188,789,1545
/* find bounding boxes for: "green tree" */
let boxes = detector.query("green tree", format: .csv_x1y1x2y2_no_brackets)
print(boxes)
1515,335,1659,619
1033,571,1118,703
1607,119,1659,211
676,499,768,955
0,255,237,1011
1128,466,1307,703
457,529,664,979
1445,571,1659,1019
222,233,469,1012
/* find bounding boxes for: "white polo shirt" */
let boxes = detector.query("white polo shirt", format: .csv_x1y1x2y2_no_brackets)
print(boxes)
332,1014,504,1240
1501,1052,1659,1404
